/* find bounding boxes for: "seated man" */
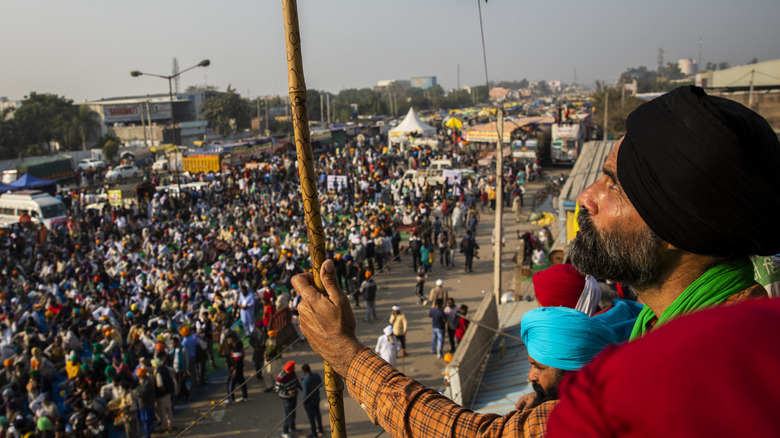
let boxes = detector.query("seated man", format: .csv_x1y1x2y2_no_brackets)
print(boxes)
292,86,780,437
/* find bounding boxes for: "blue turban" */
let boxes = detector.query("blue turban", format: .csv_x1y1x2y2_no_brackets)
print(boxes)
521,307,618,371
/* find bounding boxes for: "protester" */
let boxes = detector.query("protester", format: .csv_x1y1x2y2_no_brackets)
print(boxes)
293,87,780,437
359,271,377,323
428,299,445,358
388,306,407,357
301,364,324,438
375,325,400,366
275,360,301,438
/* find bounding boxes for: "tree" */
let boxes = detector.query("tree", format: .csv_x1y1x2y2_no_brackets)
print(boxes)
748,57,759,65
533,81,551,97
718,62,730,71
102,138,120,163
0,108,19,160
591,81,644,137
12,92,76,150
200,86,252,137
66,105,101,151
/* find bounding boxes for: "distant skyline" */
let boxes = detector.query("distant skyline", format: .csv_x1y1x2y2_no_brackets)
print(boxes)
2,0,779,103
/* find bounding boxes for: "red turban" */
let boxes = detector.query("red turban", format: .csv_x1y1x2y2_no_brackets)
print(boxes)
533,264,585,308
547,298,780,437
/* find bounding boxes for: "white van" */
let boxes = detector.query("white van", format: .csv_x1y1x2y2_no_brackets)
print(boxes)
0,190,68,229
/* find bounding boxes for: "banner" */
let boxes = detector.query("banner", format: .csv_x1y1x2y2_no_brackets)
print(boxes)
108,190,123,207
326,175,348,192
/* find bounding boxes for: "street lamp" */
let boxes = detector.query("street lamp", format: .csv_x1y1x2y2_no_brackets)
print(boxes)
131,59,210,195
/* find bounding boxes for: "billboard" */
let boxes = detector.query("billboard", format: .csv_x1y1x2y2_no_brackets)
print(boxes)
104,102,172,124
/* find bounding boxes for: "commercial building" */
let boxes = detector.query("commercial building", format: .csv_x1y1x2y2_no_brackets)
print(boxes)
81,89,218,148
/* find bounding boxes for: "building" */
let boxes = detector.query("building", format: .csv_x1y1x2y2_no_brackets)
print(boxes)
81,89,218,148
698,58,780,131
678,58,698,76
376,79,411,89
489,87,511,101
411,76,437,90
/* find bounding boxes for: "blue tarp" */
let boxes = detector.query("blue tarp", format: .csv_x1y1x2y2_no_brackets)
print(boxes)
8,173,56,189
0,183,12,193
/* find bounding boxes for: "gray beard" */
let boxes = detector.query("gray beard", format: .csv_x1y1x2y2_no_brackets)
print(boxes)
569,208,662,288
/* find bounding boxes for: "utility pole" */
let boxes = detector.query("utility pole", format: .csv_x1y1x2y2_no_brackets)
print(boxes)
265,97,269,133
145,101,154,145
138,103,148,147
320,94,324,124
257,97,261,133
494,108,505,307
748,69,755,109
603,92,609,141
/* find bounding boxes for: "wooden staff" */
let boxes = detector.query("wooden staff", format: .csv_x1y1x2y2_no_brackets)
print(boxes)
282,1,347,437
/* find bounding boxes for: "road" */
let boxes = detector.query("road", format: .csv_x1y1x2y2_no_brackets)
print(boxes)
165,170,568,438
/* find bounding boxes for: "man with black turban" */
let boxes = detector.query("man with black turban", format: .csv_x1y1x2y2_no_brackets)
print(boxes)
569,85,780,338
290,86,780,437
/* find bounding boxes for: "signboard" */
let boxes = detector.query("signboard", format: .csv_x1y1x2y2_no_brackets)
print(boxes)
442,169,462,184
108,190,123,207
464,129,512,143
326,175,348,192
104,102,172,124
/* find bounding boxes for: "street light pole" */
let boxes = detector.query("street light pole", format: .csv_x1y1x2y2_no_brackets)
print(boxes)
131,59,210,196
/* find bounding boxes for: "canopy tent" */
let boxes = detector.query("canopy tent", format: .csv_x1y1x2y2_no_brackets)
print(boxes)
0,183,12,193
389,108,437,147
8,174,57,195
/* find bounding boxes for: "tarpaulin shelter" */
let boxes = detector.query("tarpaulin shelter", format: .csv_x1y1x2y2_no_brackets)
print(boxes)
8,174,58,195
389,108,437,150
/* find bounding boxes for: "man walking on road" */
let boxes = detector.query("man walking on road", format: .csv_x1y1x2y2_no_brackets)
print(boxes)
301,364,324,438
360,271,378,322
460,230,479,272
275,360,301,438
429,299,446,358
429,279,448,307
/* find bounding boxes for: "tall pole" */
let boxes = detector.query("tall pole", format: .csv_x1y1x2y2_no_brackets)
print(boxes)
494,108,504,307
138,103,148,147
603,91,609,141
265,97,269,133
748,69,755,109
281,1,346,437
145,101,154,145
477,0,490,98
167,77,182,195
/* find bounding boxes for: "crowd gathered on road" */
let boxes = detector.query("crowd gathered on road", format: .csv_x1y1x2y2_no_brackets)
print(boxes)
0,133,548,438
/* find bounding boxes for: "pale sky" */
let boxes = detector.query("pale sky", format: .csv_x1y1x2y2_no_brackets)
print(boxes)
2,0,779,103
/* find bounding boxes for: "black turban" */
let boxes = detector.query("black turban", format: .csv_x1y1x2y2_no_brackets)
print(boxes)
618,86,780,257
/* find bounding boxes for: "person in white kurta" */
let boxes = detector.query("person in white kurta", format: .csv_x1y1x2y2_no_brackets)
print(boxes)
238,289,256,335
375,325,400,366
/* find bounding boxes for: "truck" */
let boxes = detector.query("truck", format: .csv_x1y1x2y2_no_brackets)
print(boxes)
550,123,586,165
15,156,74,180
182,155,221,173
511,139,539,161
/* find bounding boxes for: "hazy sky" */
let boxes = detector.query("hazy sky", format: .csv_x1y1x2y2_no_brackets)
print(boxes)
2,0,779,103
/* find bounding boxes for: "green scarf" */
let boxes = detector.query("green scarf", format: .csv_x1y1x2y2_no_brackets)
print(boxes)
629,259,755,340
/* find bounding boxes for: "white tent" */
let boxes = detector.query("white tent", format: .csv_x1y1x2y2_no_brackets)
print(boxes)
389,108,437,147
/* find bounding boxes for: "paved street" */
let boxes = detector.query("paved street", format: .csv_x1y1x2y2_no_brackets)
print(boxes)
167,172,564,438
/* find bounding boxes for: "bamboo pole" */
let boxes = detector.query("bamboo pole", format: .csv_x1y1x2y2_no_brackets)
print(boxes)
282,1,347,437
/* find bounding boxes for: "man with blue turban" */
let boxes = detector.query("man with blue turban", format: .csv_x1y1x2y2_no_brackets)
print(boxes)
519,307,617,410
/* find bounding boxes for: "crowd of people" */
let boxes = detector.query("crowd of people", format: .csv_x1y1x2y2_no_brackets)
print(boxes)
0,128,542,437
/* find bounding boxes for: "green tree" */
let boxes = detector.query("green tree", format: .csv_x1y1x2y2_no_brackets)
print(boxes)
0,108,19,160
13,92,77,150
591,81,644,137
102,138,120,163
66,105,101,151
200,86,253,137
532,81,551,97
